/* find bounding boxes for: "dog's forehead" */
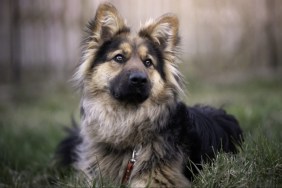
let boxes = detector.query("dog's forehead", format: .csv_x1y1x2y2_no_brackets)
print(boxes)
119,42,132,56
117,36,151,57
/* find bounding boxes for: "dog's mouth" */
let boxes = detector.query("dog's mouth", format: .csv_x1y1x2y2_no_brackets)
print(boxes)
109,71,152,104
111,87,150,104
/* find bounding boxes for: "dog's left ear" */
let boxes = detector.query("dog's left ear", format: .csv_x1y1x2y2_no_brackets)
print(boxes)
139,14,179,52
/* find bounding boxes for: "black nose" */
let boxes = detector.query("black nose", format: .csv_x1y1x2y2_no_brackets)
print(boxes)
129,72,148,86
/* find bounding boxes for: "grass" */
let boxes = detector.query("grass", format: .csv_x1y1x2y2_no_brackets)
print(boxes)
0,72,281,187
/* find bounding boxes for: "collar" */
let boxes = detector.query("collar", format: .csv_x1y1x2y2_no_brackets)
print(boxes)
121,146,142,185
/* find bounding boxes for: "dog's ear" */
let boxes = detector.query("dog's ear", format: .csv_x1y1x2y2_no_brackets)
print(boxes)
88,3,127,43
139,14,183,97
74,3,128,88
139,14,179,52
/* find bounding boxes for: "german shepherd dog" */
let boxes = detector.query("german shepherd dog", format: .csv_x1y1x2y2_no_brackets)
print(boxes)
56,3,243,187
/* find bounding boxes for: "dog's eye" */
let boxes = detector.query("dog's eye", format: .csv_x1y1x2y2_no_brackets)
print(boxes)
113,54,125,64
144,59,153,68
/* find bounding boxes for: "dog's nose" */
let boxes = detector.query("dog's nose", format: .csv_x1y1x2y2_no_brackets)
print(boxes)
129,72,148,86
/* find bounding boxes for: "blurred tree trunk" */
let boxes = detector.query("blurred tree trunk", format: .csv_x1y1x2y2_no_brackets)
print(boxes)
265,0,279,69
10,0,21,83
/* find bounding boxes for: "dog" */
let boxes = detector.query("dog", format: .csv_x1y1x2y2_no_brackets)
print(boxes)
56,3,243,187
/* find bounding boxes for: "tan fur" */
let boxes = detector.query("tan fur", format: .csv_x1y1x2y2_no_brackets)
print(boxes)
141,14,179,50
74,3,189,187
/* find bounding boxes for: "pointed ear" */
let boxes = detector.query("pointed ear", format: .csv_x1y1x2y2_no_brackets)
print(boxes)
88,3,128,43
74,3,127,88
139,14,180,51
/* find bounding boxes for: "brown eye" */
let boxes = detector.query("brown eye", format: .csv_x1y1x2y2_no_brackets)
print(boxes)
144,59,153,67
114,54,125,64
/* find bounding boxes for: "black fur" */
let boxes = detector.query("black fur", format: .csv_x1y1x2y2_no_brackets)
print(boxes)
91,36,127,68
110,69,152,104
55,103,243,179
55,118,82,167
142,39,167,80
184,105,243,179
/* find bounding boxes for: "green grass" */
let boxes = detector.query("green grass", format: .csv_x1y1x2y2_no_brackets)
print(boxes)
187,74,282,187
0,74,281,187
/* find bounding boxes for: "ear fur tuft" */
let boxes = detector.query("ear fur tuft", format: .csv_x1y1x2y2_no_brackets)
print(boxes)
139,13,180,51
88,3,128,43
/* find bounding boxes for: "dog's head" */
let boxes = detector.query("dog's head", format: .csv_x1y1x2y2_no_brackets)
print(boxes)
75,3,183,105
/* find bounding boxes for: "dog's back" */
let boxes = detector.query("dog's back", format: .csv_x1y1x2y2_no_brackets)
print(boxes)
184,105,243,179
187,105,242,157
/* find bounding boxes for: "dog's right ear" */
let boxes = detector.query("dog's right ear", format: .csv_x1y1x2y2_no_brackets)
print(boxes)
88,3,128,43
74,3,127,88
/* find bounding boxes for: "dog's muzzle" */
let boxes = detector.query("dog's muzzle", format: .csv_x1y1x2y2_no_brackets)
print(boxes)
110,71,151,104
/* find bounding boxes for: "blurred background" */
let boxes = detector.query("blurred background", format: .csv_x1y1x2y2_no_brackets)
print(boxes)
1,0,282,84
0,1,282,186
